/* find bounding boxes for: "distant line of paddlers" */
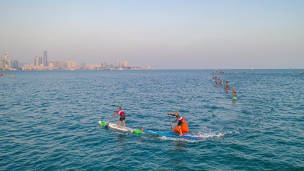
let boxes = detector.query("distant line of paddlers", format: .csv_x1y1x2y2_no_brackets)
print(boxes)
212,72,237,100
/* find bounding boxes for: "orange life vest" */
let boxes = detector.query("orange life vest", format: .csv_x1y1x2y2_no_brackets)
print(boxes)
173,119,189,133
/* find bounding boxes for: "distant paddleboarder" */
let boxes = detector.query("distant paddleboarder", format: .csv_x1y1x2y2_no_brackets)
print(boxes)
232,89,237,96
225,81,229,92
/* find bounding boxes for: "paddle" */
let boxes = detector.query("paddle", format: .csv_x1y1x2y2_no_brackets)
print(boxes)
107,115,114,126
168,113,173,131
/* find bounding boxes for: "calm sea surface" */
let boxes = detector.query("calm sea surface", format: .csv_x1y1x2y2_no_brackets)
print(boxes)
1,69,303,170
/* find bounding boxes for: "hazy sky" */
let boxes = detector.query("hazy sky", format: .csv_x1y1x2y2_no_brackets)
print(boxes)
1,0,303,69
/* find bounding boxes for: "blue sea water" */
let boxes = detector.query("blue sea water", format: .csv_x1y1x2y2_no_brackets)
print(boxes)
0,69,303,170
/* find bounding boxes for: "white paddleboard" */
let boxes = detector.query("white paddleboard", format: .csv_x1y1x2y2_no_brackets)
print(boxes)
99,121,134,132
108,123,134,132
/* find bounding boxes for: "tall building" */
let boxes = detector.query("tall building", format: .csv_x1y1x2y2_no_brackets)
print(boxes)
4,52,8,60
11,60,19,69
1,52,11,70
67,59,72,69
43,51,48,67
34,56,39,66
123,61,129,67
38,57,43,66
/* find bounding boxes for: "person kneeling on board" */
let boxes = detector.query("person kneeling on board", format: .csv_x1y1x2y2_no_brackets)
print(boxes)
168,111,189,136
112,106,126,127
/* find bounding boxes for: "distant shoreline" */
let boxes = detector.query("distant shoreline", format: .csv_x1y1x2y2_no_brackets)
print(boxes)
1,68,303,71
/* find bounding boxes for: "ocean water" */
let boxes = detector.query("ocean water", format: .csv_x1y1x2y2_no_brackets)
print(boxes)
0,69,303,171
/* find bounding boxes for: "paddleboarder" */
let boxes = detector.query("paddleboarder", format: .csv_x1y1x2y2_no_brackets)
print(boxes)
168,111,189,136
112,106,126,127
232,89,237,96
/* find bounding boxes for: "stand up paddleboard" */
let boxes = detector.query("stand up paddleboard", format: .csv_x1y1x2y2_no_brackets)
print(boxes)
143,129,204,140
98,121,142,134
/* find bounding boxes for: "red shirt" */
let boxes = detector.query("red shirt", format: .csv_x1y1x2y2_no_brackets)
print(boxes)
116,109,125,116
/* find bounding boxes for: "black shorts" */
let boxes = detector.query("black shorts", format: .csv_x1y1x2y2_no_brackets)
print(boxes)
120,114,126,121
178,121,184,126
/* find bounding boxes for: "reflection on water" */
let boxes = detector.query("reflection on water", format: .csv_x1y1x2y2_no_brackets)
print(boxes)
117,134,127,145
167,142,187,166
117,134,127,146
111,132,128,152
113,133,131,161
175,142,186,151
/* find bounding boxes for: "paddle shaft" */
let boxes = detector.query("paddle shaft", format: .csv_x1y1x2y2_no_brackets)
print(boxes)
107,115,114,125
168,114,173,131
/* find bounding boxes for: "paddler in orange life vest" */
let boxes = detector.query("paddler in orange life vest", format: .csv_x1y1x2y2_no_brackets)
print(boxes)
112,106,126,127
168,111,189,136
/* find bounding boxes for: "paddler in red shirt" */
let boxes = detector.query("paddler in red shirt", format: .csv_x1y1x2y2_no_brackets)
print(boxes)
112,106,126,127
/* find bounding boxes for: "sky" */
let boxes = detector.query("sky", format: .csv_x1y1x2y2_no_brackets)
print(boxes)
0,0,303,69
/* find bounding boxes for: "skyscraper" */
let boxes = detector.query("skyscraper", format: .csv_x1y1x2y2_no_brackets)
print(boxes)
67,59,72,69
38,57,43,66
11,60,19,69
1,52,11,70
4,52,8,60
34,56,39,66
43,51,48,67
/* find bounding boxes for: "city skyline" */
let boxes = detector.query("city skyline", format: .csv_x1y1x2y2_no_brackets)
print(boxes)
2,50,150,69
0,51,151,70
1,1,304,69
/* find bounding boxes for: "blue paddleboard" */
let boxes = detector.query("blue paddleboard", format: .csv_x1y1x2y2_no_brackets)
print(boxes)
143,130,202,140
